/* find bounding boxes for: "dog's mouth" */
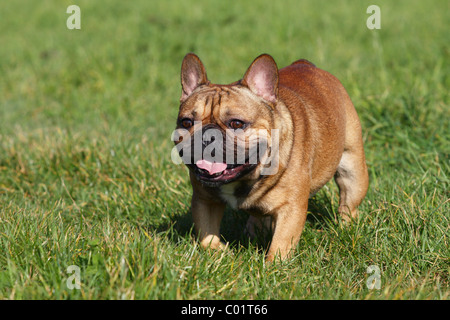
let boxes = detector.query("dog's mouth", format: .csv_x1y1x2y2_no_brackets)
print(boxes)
190,159,257,186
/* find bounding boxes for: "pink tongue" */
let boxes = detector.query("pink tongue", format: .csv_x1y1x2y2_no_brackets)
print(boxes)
196,159,227,175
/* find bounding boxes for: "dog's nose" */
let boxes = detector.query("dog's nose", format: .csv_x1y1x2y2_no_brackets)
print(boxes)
199,124,224,162
202,135,217,151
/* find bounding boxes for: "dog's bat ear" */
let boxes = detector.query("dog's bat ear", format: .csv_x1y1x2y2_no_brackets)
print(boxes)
241,54,279,104
180,53,209,103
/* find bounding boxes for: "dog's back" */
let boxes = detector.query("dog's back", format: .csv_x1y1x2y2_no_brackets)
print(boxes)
278,60,347,193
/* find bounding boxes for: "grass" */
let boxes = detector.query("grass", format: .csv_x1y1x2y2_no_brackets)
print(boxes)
0,0,449,299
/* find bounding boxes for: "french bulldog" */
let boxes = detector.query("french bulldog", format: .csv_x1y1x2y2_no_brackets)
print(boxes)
174,53,368,261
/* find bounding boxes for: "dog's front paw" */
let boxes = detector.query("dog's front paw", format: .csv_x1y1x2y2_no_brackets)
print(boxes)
198,235,230,253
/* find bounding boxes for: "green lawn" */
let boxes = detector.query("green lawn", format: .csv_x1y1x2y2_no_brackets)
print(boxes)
0,0,448,299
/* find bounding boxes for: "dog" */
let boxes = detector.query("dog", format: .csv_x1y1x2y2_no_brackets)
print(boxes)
173,53,369,261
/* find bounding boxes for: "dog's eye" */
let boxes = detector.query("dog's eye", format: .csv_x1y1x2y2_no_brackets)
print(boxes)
229,120,245,130
180,118,193,129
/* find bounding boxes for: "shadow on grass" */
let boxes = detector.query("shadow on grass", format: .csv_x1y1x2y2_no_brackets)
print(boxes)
157,192,338,253
306,194,338,229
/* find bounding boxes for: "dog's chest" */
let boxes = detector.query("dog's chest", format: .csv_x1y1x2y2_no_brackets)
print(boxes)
219,182,252,210
219,183,239,209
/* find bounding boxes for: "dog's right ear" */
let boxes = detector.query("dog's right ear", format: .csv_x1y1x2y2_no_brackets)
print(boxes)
180,53,209,103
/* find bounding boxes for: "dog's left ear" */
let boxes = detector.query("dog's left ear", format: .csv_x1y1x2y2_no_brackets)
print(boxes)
242,54,279,104
180,53,209,103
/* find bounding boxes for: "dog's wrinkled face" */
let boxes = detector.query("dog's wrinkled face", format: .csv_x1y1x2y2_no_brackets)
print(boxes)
174,53,279,187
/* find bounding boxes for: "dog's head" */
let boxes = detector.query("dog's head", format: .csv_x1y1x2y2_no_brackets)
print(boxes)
174,53,280,187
